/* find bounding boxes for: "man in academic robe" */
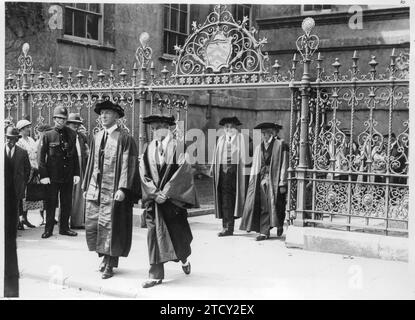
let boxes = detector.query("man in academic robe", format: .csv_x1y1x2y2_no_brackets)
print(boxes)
139,114,199,288
67,113,90,229
4,126,31,297
39,105,80,238
82,100,140,279
211,116,248,237
240,122,288,240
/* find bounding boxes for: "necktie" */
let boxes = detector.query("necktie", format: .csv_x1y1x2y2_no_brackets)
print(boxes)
101,131,108,150
155,140,164,167
98,131,108,174
7,147,12,159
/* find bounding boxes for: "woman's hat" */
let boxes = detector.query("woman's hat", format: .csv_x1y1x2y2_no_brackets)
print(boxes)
143,114,176,126
94,100,125,118
16,119,32,130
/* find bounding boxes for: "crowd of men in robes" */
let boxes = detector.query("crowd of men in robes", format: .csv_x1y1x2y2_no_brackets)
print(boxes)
4,98,290,295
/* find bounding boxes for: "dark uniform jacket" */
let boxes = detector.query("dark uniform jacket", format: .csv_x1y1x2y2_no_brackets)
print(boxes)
39,126,80,183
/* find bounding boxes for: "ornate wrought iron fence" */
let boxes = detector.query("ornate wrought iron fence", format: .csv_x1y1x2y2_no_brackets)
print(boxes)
4,41,189,153
289,18,409,236
4,4,409,236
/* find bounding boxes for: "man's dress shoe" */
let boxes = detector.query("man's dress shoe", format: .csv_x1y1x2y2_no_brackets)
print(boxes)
101,266,114,279
142,279,162,288
59,230,78,236
255,234,269,241
277,227,284,237
182,262,191,275
41,231,53,239
17,222,25,230
217,230,233,237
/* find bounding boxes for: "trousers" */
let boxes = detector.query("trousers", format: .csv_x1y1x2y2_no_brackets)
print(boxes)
45,181,73,233
218,167,237,232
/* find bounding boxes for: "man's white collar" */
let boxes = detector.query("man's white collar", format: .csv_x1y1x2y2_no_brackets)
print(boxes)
155,131,172,152
104,123,118,135
225,133,237,142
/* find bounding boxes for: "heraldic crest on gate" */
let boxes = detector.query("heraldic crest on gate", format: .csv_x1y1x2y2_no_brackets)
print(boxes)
149,4,289,88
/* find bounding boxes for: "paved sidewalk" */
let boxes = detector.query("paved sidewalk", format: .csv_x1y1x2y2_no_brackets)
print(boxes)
17,212,415,299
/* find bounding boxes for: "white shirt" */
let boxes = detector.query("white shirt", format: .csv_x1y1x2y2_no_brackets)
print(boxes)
5,145,15,158
104,123,118,135
264,136,274,150
156,132,172,165
225,133,237,144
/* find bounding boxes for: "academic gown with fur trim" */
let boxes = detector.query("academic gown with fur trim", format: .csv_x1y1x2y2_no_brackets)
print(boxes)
140,138,199,265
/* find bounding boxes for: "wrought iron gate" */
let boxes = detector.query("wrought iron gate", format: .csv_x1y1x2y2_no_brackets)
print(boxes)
287,19,409,236
4,5,409,235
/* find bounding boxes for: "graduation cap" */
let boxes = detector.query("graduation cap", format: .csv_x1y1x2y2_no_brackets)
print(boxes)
218,116,242,126
254,122,282,130
94,100,125,118
143,114,176,126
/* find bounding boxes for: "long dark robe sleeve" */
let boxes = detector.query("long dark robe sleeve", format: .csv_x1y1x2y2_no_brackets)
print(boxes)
161,154,199,209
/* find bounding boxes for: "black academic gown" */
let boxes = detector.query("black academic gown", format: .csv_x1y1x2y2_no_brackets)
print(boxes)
140,138,199,265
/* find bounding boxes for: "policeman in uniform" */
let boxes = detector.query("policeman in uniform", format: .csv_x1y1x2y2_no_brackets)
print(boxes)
39,105,80,239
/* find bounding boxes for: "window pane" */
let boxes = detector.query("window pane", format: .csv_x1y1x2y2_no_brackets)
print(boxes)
179,11,187,33
238,6,243,21
323,5,331,10
178,34,186,47
64,9,73,35
171,8,178,31
180,4,187,12
169,33,178,54
86,14,99,40
314,5,322,11
171,4,179,10
76,3,87,10
74,11,86,37
89,4,100,13
304,5,312,11
164,6,169,29
164,32,169,55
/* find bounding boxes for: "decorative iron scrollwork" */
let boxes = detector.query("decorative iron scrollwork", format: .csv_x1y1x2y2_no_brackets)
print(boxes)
296,17,319,62
150,4,278,87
